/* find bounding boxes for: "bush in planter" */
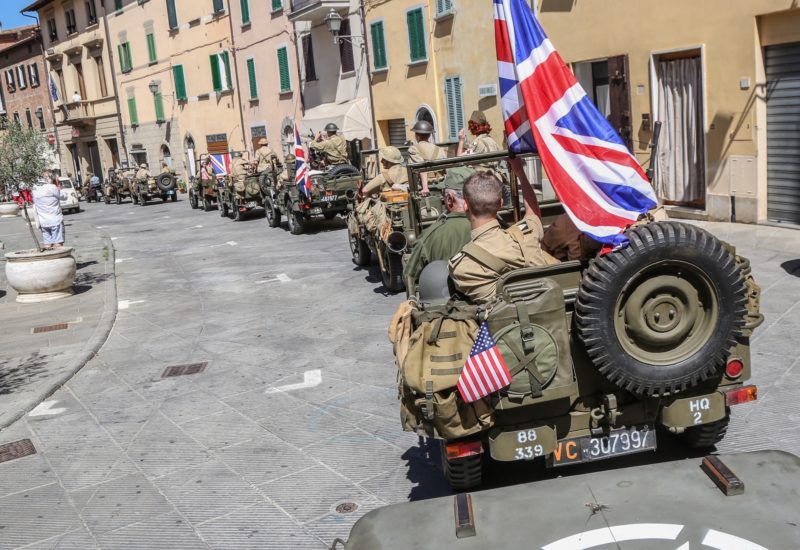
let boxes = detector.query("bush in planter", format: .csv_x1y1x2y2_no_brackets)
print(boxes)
177,178,188,193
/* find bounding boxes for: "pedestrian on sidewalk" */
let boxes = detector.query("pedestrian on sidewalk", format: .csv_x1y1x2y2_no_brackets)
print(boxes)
31,170,67,250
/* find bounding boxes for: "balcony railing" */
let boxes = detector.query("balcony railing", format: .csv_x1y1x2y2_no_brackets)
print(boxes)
56,101,96,125
288,0,349,22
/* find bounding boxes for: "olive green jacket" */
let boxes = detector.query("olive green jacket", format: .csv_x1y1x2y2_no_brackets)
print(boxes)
405,212,472,283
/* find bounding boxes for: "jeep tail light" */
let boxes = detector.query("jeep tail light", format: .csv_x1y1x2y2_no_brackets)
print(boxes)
445,440,483,460
725,359,744,379
724,385,757,406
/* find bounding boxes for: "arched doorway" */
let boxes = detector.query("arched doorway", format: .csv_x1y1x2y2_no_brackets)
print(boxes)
415,105,438,143
161,144,172,170
184,135,196,177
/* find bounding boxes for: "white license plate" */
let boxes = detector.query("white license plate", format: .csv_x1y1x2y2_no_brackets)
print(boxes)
246,201,257,208
549,425,656,467
320,194,338,202
310,207,322,215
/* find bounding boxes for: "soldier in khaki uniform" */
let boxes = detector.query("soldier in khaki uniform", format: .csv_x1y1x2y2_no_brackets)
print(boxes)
277,154,296,190
254,137,282,174
542,213,602,262
360,146,408,196
404,166,474,284
449,168,559,304
135,163,152,182
310,123,348,166
408,120,447,196
230,151,249,192
457,110,502,156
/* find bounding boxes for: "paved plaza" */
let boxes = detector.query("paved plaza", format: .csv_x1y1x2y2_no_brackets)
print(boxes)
0,201,798,549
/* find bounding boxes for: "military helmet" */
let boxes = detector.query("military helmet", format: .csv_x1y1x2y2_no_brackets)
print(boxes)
325,122,339,133
285,153,296,163
469,110,488,124
232,151,242,158
411,120,434,135
258,138,268,146
443,166,475,191
380,146,404,165
140,163,147,169
417,261,454,305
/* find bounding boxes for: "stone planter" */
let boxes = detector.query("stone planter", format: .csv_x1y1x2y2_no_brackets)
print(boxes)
0,202,20,218
4,247,76,303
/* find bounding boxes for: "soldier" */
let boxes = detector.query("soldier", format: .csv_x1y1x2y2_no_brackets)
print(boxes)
404,166,474,284
408,120,447,196
199,157,215,187
310,123,348,167
449,168,559,304
360,146,407,197
277,153,296,190
135,163,152,182
255,137,282,174
457,110,501,156
542,213,602,262
230,151,248,192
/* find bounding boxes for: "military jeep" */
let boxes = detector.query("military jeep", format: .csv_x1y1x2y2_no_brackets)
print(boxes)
104,168,134,204
264,162,361,235
217,153,267,221
133,172,177,206
188,154,222,212
394,153,764,491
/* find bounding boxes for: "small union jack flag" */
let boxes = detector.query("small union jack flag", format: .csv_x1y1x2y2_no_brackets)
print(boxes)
494,0,657,246
294,124,311,198
457,322,512,403
209,153,231,176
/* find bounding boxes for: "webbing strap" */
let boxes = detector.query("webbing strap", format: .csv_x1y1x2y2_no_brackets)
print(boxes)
507,224,534,266
462,243,511,274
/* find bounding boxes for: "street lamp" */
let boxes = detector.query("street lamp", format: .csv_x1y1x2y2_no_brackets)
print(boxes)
323,8,363,46
148,80,159,94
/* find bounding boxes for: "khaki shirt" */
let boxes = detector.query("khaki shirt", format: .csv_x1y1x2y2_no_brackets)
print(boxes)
135,168,152,181
449,215,559,304
405,212,472,283
408,141,447,164
231,158,248,179
255,146,280,173
469,134,501,155
310,135,348,165
362,164,408,196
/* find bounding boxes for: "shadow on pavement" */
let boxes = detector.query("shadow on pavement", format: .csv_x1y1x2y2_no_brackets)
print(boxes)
780,259,800,277
76,260,98,270
0,352,49,396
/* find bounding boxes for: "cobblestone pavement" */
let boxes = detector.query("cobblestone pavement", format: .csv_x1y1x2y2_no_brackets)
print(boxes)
0,200,798,549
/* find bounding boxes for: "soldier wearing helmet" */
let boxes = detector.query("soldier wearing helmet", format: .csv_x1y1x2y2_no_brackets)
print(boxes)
135,163,152,182
310,122,348,166
254,137,282,174
360,146,407,197
277,153,296,190
408,119,447,196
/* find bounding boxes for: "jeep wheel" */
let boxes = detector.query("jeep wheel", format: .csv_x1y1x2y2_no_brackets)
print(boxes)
171,194,177,203
327,164,361,180
681,412,730,448
380,249,405,292
265,200,281,228
349,232,370,266
116,193,122,205
287,202,305,235
323,211,337,221
189,190,198,209
576,222,748,397
231,200,242,221
139,194,147,206
440,443,482,491
220,196,229,218
203,197,212,212
104,194,110,204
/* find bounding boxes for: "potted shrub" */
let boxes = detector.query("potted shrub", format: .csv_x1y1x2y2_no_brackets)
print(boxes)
177,178,187,193
0,122,76,303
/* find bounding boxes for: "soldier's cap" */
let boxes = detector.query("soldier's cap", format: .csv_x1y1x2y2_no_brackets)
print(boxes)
443,166,475,191
140,164,147,169
258,138,268,145
380,146,403,165
469,110,487,124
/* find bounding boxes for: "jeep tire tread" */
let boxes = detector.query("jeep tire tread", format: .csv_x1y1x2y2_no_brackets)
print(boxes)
682,412,730,448
440,443,482,491
576,221,748,397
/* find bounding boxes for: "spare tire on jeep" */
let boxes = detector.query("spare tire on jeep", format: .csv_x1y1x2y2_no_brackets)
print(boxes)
327,164,360,179
156,173,176,191
576,221,747,397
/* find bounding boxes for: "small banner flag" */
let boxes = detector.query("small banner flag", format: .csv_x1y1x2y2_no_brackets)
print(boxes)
294,124,311,198
457,321,512,403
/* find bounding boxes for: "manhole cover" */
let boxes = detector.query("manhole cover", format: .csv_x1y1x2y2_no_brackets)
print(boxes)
0,439,36,464
32,323,69,334
162,362,208,378
335,502,358,514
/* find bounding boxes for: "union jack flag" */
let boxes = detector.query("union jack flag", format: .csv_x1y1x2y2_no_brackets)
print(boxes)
294,124,311,197
494,0,657,245
457,322,512,403
209,153,231,177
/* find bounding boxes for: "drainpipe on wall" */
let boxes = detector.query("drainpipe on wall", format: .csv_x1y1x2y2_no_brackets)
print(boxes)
100,3,130,167
358,0,378,148
225,0,248,153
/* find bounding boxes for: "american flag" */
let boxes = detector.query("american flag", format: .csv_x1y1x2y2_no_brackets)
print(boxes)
494,0,657,246
209,153,231,177
457,322,512,403
294,124,311,197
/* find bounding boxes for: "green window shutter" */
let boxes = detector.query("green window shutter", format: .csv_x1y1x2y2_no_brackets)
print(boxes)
222,52,232,90
173,65,187,100
117,44,125,72
407,9,426,62
146,33,157,63
213,0,224,13
124,43,132,72
154,92,165,122
241,0,250,24
115,0,122,11
371,21,387,70
166,0,178,29
210,54,221,92
277,47,290,93
127,97,138,126
445,76,463,141
246,58,257,99
272,0,282,10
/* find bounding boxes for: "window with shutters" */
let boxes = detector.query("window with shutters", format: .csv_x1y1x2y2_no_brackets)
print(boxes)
246,57,258,99
212,0,224,13
444,75,464,141
13,112,20,125
28,64,40,87
210,52,232,92
65,8,77,35
370,21,387,71
166,0,178,30
36,107,45,129
406,8,427,63
146,33,157,64
46,16,58,42
302,35,316,81
5,69,15,93
114,0,122,12
173,65,187,100
25,109,33,129
127,96,138,126
339,19,355,73
154,92,165,122
86,1,98,25
435,0,454,17
271,0,282,12
277,46,291,93
240,0,250,24
118,42,132,73
16,66,27,89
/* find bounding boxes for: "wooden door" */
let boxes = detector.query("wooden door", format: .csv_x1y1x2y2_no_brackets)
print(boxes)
608,55,633,152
